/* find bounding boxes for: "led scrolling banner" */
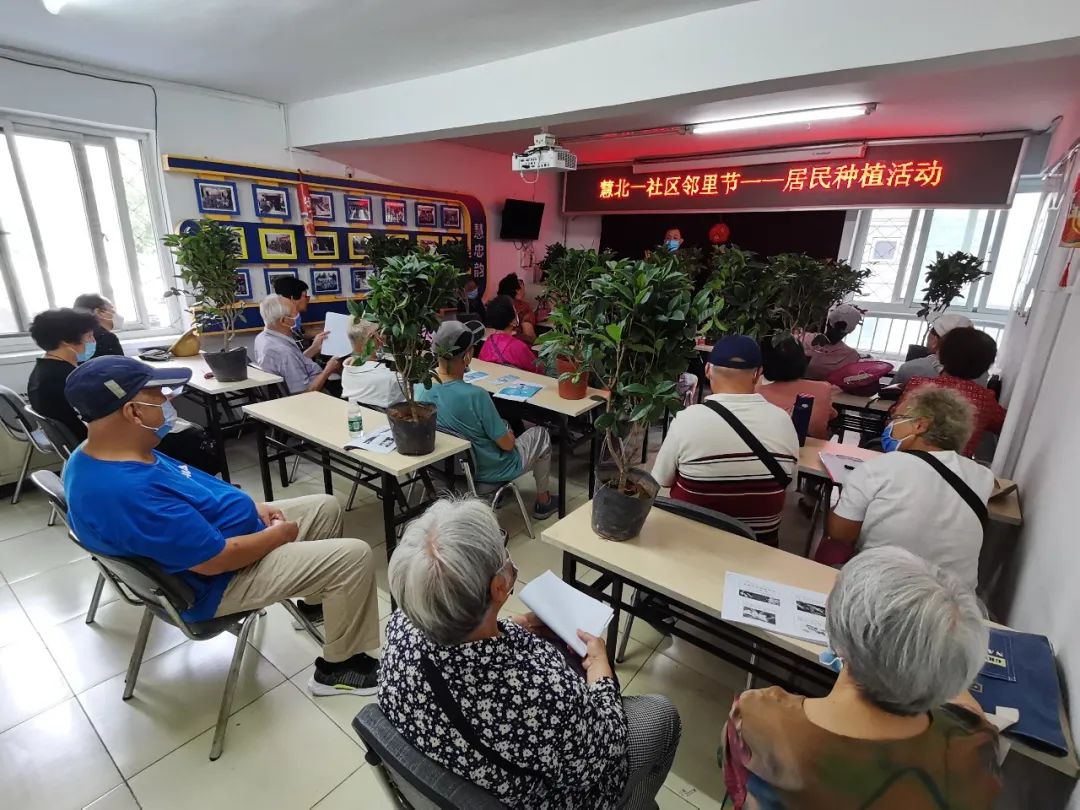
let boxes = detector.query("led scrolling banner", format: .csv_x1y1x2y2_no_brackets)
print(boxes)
562,138,1025,214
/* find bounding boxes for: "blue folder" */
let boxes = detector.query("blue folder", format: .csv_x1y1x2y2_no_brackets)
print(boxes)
973,628,1068,756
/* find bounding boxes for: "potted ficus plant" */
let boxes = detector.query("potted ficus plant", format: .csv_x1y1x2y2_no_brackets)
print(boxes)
582,252,715,540
534,247,612,399
359,251,463,455
699,245,782,341
162,219,248,381
909,250,989,357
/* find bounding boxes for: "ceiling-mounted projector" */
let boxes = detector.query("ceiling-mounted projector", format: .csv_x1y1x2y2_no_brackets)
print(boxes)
512,133,577,172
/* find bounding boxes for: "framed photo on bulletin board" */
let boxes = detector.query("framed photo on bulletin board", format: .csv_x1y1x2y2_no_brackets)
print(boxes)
383,199,407,226
440,204,462,229
310,192,335,221
194,179,240,215
415,202,437,228
263,267,299,292
350,266,372,293
310,267,342,296
416,233,440,252
252,184,291,219
258,227,298,260
234,269,253,300
310,231,340,261
345,195,373,223
228,226,249,260
348,231,371,260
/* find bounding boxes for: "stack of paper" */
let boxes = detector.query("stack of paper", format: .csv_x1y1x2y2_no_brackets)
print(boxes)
720,572,829,645
519,570,614,656
819,452,863,485
345,425,397,454
495,383,543,402
320,311,354,357
463,370,489,383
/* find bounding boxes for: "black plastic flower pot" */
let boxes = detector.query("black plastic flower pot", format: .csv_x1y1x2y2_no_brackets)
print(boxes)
203,347,249,382
591,464,660,541
386,401,437,456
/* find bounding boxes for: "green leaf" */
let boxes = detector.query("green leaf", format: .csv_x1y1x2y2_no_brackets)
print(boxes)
605,323,623,343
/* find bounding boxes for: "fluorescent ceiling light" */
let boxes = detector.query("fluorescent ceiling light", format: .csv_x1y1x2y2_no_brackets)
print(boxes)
692,104,876,135
632,143,867,174
42,0,71,13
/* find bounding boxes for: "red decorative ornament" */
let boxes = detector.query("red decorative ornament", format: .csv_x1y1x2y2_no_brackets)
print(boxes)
708,222,730,244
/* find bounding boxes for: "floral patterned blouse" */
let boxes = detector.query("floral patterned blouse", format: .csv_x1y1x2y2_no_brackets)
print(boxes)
379,610,630,809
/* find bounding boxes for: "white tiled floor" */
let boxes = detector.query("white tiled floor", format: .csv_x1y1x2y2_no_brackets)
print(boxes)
0,429,814,809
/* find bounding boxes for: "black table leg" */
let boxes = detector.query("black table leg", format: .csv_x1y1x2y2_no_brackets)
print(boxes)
381,472,399,610
255,423,273,502
562,552,576,583
321,449,333,494
607,576,623,661
558,414,569,517
205,394,230,483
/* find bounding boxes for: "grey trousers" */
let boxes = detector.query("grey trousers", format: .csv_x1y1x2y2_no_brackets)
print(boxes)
515,426,552,495
214,494,380,663
618,694,683,809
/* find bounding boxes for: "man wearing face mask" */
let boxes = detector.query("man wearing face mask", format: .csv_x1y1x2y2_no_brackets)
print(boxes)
74,293,125,357
652,335,799,546
27,309,222,473
253,294,341,396
662,227,683,253
826,386,993,589
62,356,383,696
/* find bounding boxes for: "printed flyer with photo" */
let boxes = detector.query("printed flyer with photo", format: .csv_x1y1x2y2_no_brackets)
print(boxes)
721,572,828,645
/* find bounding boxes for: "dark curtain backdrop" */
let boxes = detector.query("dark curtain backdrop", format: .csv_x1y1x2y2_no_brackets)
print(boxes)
598,210,849,260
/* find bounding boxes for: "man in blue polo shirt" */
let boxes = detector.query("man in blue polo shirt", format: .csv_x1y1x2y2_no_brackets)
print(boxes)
63,356,381,696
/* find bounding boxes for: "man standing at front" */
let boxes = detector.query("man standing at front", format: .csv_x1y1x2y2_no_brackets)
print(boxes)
652,336,799,546
62,356,381,694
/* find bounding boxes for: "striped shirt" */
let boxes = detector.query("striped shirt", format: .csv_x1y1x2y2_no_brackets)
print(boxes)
651,394,799,540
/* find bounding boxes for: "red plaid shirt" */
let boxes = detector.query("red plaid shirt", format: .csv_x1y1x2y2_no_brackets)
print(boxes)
903,374,1006,457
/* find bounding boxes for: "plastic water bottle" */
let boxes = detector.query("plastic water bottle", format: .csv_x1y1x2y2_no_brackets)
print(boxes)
792,393,814,447
347,398,364,439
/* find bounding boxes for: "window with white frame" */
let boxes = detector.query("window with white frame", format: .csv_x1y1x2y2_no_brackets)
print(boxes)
0,116,177,339
845,191,1045,357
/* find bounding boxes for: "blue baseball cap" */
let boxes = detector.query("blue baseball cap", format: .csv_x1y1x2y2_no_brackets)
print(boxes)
65,356,192,422
707,335,762,369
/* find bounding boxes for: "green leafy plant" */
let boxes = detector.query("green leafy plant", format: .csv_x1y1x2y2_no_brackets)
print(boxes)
353,252,463,411
580,253,714,494
537,241,567,278
699,245,782,340
916,250,988,319
435,236,470,274
772,253,870,334
534,248,613,383
363,231,415,268
162,219,244,351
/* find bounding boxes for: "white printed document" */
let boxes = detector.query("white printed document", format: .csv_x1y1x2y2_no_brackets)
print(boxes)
345,425,397,454
519,570,614,657
320,311,354,358
819,452,864,485
721,572,828,645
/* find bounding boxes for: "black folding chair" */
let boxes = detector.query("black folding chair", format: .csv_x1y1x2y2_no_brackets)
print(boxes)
614,498,755,663
0,384,59,504
29,471,324,761
352,703,507,810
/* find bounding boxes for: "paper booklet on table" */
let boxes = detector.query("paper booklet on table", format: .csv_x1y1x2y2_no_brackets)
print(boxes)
463,370,489,383
492,374,520,385
819,452,864,485
720,572,829,645
519,570,614,657
345,425,397,454
495,383,543,402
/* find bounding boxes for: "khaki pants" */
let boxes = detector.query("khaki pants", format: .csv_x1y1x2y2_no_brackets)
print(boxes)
214,494,380,663
515,426,552,495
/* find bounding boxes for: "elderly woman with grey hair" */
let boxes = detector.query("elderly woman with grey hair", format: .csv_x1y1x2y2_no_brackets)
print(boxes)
340,318,400,409
826,386,995,588
379,498,682,809
723,546,1001,809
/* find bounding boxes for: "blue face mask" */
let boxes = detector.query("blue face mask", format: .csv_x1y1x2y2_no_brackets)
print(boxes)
76,341,97,363
665,239,681,251
466,289,479,300
880,418,913,453
136,399,178,440
819,649,843,673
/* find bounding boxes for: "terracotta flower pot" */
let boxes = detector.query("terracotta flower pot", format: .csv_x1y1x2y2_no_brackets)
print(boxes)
555,356,587,400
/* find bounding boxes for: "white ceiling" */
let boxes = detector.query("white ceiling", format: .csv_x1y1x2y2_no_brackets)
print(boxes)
0,0,741,102
437,54,1080,166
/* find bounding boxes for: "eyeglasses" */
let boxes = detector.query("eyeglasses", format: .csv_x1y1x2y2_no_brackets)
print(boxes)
890,412,915,422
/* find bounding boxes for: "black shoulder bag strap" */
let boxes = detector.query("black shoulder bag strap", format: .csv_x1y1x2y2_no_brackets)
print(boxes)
419,654,545,779
702,400,792,489
905,450,988,528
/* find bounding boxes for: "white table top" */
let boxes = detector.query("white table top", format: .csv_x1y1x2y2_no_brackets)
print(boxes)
831,391,892,412
541,500,1075,776
798,438,1022,526
165,354,283,395
242,391,471,476
542,501,837,660
467,359,608,418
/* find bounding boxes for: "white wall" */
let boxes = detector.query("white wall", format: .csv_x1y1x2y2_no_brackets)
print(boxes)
287,0,1080,148
318,141,601,297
